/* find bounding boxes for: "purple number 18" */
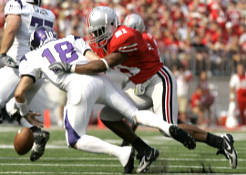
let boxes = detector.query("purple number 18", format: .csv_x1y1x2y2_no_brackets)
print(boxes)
42,41,78,64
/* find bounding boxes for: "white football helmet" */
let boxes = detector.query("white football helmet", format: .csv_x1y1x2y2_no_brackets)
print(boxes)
123,13,145,33
87,6,119,48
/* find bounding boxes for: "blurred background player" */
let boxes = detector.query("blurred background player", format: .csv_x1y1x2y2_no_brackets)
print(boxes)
0,0,55,161
173,63,192,123
229,63,246,125
190,71,215,127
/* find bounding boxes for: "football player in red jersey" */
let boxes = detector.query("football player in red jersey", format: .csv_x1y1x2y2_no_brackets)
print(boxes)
102,13,238,171
121,13,237,170
49,7,236,172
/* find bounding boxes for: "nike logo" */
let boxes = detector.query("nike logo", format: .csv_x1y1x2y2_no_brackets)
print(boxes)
146,151,153,161
224,138,233,154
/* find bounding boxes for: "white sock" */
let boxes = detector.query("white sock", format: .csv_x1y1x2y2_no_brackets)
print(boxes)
135,110,172,136
75,135,131,166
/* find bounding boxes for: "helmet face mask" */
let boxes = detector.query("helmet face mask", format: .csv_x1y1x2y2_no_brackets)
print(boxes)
123,13,145,33
29,26,57,50
87,6,118,48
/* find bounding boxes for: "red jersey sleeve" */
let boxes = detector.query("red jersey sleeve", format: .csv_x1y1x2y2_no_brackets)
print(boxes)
108,26,147,56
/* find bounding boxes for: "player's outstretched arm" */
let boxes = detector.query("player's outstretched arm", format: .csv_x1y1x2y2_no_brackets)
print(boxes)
49,52,127,75
14,76,43,128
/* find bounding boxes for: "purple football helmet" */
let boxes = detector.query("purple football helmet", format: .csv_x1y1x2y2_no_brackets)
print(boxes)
29,26,57,50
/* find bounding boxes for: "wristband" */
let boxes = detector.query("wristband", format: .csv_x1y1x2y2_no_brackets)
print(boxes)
70,64,76,73
15,101,29,116
101,58,110,70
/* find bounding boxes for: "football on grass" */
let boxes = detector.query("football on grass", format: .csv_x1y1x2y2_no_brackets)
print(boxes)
14,127,34,155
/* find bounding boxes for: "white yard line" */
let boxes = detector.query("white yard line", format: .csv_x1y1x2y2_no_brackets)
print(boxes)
0,156,245,162
0,162,246,170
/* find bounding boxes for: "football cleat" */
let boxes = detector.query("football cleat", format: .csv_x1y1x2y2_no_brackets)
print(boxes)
169,125,196,150
123,148,135,174
136,148,159,173
216,134,238,169
30,130,50,161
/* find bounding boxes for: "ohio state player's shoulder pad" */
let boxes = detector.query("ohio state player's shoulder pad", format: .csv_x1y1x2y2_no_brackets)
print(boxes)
110,26,139,53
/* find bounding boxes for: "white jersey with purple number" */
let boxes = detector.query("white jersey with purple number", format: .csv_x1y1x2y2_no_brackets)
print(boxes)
19,35,90,89
4,0,55,63
19,35,139,148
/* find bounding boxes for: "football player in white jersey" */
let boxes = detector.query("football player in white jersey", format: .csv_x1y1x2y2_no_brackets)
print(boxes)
0,0,55,161
16,26,195,173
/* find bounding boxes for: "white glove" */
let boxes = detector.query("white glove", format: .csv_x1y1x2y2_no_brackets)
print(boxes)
49,62,72,76
0,53,18,68
5,98,18,116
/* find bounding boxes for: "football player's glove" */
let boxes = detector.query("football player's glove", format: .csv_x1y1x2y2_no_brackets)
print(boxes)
49,62,72,76
0,53,18,68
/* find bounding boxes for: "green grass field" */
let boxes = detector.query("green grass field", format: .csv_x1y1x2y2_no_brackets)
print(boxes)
0,126,245,175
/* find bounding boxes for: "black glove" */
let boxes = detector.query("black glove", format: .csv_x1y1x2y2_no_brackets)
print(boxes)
0,53,18,68
48,62,72,76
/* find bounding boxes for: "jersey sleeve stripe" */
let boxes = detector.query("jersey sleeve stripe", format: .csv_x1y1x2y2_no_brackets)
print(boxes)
119,43,137,49
119,48,138,52
118,43,138,52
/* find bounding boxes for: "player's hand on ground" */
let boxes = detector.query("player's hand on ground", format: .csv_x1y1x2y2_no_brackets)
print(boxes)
23,111,43,128
49,62,72,75
0,53,18,68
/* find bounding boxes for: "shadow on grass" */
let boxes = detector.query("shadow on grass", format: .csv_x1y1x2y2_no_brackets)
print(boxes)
147,160,216,174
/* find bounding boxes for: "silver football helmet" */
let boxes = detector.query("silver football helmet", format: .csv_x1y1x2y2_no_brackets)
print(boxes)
26,0,41,6
87,6,119,48
123,13,145,33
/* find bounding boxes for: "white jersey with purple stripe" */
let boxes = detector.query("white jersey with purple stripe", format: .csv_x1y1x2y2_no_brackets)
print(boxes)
4,0,55,64
19,35,91,90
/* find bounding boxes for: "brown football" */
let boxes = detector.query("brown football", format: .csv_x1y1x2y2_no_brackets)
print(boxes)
14,127,34,155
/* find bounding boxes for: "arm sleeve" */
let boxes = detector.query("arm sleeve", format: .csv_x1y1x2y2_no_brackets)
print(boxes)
19,55,42,81
4,1,22,16
110,29,139,55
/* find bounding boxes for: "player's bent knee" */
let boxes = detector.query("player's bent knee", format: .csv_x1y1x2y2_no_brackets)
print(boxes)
100,106,124,121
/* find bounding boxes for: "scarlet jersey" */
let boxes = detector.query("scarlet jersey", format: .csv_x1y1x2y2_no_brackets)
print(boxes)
90,26,163,84
142,32,160,58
